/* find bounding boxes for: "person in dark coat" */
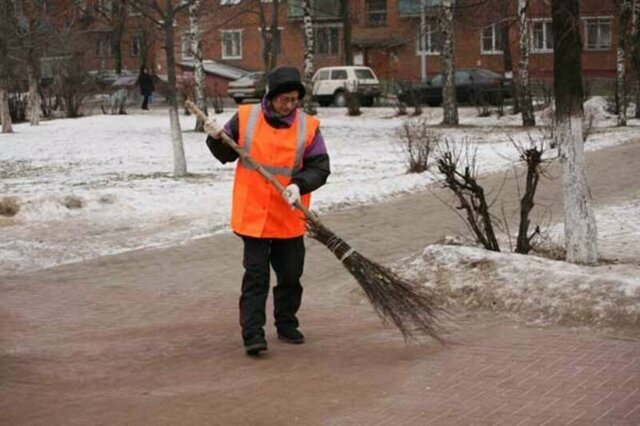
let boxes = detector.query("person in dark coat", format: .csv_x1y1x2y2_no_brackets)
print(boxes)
136,66,154,110
203,66,331,356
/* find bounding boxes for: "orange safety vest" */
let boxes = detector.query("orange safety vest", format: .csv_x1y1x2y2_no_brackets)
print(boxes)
231,104,319,238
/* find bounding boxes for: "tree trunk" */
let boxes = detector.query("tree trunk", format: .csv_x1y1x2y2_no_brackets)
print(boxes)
341,0,352,65
189,0,207,132
302,0,316,115
269,0,280,70
164,9,188,177
517,0,535,126
27,61,40,126
616,0,631,126
0,88,13,133
500,0,519,114
257,1,271,71
439,0,458,126
634,0,640,118
552,0,598,264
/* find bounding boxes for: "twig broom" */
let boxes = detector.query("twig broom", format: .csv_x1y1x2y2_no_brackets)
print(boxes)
186,101,444,342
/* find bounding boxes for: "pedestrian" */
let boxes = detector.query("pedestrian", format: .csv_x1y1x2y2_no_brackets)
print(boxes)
204,66,331,356
136,66,154,110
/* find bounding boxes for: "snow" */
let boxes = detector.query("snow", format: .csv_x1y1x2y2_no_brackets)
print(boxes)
1,99,640,325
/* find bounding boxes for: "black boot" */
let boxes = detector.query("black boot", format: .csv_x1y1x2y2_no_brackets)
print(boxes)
277,328,305,344
244,335,268,356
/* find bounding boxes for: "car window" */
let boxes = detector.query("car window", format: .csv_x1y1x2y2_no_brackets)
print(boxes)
331,70,348,80
474,69,502,79
430,74,443,86
316,70,330,81
455,71,471,84
354,69,375,80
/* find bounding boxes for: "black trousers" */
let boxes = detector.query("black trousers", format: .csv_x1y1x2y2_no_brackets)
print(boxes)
239,235,305,341
141,94,151,110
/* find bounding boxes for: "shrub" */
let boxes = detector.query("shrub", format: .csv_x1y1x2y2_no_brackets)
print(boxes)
0,196,20,217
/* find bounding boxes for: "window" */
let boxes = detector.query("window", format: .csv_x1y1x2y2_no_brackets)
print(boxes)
416,24,442,55
366,0,387,26
331,69,348,80
131,34,142,57
221,30,242,59
531,20,553,53
314,26,339,55
95,33,112,57
315,70,330,80
182,33,194,60
481,24,503,54
454,70,471,84
584,17,611,50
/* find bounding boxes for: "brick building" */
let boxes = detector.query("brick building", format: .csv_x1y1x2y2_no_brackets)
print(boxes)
71,0,620,94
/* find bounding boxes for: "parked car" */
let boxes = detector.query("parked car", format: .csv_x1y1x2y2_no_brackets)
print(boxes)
227,71,266,104
311,66,381,107
397,68,513,107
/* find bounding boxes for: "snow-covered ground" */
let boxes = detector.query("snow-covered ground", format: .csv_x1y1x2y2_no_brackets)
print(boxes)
1,99,639,283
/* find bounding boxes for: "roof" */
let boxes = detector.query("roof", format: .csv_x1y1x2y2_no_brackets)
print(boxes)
178,60,249,80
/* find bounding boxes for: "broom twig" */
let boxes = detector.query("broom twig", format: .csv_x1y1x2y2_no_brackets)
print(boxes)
186,100,444,342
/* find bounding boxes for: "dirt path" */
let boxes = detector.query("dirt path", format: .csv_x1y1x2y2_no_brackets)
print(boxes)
1,141,639,425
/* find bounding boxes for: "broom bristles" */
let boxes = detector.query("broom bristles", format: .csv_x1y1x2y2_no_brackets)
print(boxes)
307,220,444,342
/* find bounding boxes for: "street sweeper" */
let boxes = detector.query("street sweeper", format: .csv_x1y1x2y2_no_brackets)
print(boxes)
203,66,331,356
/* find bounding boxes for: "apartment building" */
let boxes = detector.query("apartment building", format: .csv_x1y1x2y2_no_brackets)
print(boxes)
71,0,619,93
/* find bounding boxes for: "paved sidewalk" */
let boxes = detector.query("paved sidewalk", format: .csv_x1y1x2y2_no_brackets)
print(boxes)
1,142,639,425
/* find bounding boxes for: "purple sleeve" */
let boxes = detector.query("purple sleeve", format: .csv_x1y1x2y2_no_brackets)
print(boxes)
304,128,328,158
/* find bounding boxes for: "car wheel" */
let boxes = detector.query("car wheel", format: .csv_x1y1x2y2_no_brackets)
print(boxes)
333,91,347,107
233,97,243,105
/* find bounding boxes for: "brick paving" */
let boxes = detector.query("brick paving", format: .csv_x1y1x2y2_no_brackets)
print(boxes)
1,141,640,425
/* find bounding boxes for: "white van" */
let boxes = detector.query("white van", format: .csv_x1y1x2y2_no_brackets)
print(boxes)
311,66,381,107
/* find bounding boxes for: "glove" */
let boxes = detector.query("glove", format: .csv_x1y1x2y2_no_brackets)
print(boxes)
204,117,224,138
282,184,300,208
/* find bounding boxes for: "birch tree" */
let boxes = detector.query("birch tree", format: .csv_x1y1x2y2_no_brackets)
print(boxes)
616,0,633,126
439,0,458,126
633,0,640,118
517,0,535,126
301,0,316,115
552,0,598,264
130,0,189,177
187,0,207,132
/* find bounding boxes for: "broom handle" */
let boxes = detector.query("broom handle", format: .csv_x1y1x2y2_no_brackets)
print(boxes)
185,100,321,226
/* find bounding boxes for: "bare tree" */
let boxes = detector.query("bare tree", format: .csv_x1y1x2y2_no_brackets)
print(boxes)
93,0,129,75
187,0,207,132
301,0,316,115
130,0,189,177
340,0,352,65
439,0,458,126
257,0,280,71
0,0,17,132
517,0,535,126
616,0,633,126
552,0,598,264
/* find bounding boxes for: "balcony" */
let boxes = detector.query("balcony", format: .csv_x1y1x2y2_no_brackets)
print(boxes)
398,0,443,16
287,0,341,21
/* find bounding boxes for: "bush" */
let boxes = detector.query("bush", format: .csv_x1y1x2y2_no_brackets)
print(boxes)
0,196,20,217
398,118,439,173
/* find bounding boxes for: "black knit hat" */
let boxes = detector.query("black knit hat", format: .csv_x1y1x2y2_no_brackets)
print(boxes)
265,66,306,100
